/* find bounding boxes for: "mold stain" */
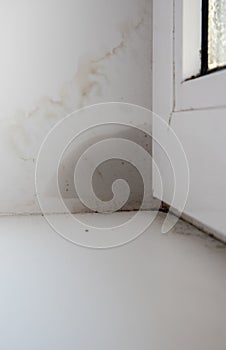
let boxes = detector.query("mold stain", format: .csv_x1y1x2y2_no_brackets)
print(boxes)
8,15,147,162
171,218,226,250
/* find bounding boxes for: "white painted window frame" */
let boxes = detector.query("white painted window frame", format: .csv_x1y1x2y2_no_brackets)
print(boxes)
153,0,226,118
175,0,226,111
152,0,226,241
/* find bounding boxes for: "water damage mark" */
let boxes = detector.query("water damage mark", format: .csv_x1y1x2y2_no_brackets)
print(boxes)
170,216,226,250
8,16,146,162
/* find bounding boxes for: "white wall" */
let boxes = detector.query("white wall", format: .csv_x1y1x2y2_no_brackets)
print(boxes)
0,0,153,214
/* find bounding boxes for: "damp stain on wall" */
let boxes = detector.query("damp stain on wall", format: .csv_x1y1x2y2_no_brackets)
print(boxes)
0,3,154,214
7,15,147,163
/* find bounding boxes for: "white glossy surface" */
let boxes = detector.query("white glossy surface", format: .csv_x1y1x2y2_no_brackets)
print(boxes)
0,211,226,350
153,107,226,241
153,0,226,241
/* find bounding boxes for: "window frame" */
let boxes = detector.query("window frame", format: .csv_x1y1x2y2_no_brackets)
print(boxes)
152,0,226,242
174,0,226,112
201,0,209,75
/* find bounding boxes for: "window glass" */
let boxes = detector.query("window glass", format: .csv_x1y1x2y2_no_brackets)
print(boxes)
208,0,226,70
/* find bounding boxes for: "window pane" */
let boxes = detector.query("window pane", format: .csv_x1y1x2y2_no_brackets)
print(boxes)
208,0,226,70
